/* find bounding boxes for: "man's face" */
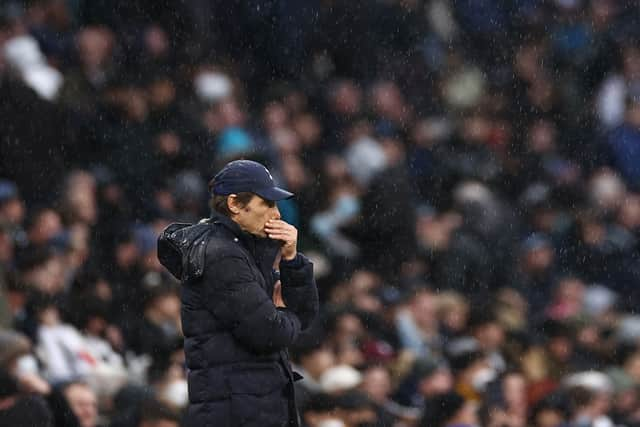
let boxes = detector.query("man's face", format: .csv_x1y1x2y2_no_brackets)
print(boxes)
0,198,25,224
475,322,505,351
64,383,98,427
412,291,438,330
419,369,453,397
231,195,281,238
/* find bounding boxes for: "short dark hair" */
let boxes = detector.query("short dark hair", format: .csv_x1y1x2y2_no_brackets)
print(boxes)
209,192,254,217
567,386,595,411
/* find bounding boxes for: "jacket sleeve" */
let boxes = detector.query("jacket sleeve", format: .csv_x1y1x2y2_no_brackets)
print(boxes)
203,253,302,354
279,253,319,330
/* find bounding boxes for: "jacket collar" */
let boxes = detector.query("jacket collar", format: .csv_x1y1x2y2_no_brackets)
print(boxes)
210,211,246,240
209,212,281,267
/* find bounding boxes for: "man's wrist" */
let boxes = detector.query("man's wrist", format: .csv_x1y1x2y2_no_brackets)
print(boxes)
282,251,297,261
280,253,301,266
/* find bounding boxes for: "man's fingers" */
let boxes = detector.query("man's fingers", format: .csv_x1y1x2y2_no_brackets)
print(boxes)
265,227,295,235
265,224,293,232
267,233,295,242
265,228,288,235
267,233,291,240
265,225,288,232
266,220,294,229
272,280,285,307
266,220,297,255
266,226,294,233
267,219,288,224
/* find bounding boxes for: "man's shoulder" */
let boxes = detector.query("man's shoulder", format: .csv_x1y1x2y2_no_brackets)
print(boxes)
205,226,249,261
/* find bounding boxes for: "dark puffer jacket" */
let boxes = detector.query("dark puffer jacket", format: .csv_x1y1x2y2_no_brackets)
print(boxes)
157,212,318,427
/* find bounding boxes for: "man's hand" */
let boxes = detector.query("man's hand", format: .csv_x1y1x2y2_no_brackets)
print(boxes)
272,280,286,307
265,219,297,260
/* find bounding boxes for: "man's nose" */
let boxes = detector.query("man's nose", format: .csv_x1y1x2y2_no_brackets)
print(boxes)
272,205,281,220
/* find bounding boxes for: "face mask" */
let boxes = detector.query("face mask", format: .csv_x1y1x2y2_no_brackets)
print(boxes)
193,71,232,103
471,367,496,392
162,379,189,408
593,416,614,427
160,321,180,338
14,354,39,377
333,195,360,221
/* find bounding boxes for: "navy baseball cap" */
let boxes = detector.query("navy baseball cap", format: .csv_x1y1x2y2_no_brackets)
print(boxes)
211,160,294,201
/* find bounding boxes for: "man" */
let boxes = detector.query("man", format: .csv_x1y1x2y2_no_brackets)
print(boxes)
62,382,98,427
158,160,319,427
48,381,98,427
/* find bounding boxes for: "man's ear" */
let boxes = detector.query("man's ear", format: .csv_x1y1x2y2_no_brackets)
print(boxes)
227,194,241,214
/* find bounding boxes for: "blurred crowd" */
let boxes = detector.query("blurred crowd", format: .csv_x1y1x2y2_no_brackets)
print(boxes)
2,0,640,426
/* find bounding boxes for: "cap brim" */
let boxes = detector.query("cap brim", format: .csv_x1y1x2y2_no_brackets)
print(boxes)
255,186,294,201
